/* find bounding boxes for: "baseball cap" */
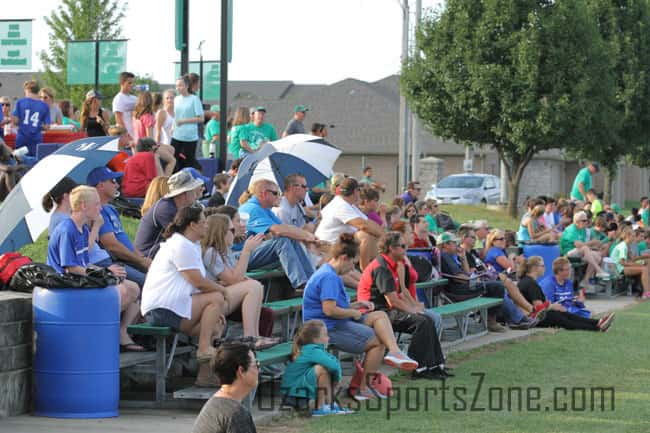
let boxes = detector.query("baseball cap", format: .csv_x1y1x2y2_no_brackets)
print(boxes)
611,203,621,214
209,104,220,112
252,106,266,113
294,105,309,113
437,232,459,244
590,162,600,172
86,166,123,186
85,89,104,100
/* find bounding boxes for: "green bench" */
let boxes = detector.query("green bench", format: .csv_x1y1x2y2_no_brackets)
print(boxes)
246,267,287,303
416,278,449,307
429,296,503,344
123,323,194,403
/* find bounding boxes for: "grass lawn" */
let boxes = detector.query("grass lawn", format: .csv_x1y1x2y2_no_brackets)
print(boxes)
291,301,650,433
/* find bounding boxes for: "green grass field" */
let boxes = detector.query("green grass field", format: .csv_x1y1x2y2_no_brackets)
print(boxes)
293,301,650,433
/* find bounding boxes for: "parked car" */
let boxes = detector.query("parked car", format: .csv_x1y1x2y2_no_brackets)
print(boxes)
425,173,501,205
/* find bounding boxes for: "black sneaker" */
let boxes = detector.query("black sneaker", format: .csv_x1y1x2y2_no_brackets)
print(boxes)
412,368,447,381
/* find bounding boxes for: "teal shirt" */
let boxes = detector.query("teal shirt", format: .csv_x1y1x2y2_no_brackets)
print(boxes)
570,167,592,201
204,118,220,142
228,124,249,159
642,208,649,227
244,122,277,151
610,241,628,274
280,343,342,399
62,116,80,131
425,214,442,234
560,223,586,256
173,94,203,142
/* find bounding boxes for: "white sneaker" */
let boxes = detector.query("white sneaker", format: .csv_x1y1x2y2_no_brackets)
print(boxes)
383,351,418,371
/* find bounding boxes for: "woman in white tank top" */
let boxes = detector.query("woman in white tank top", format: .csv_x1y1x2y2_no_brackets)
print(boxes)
155,89,175,145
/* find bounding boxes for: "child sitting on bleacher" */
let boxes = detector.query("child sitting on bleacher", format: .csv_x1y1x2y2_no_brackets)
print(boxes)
280,320,353,416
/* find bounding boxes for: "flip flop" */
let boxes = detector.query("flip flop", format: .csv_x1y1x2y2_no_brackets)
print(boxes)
120,343,147,353
253,336,281,350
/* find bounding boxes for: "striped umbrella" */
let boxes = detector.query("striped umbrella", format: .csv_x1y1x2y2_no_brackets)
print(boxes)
0,136,121,254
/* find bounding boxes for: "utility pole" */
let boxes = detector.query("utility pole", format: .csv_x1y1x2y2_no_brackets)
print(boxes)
398,0,411,192
218,0,230,172
410,0,422,183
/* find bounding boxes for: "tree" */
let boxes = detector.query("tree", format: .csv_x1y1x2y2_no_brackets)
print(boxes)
582,0,650,202
39,0,127,107
401,0,617,217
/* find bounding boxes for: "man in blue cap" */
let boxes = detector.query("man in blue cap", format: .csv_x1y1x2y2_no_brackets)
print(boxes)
87,166,150,286
282,104,309,137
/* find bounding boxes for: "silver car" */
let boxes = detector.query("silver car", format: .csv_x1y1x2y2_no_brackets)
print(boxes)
426,173,501,205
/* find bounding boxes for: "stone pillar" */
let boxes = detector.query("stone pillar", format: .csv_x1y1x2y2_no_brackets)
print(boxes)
419,157,444,192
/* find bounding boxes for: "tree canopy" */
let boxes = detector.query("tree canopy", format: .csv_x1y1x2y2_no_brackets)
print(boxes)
402,0,619,216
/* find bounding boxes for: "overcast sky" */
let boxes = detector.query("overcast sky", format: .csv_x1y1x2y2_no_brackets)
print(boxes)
6,0,443,85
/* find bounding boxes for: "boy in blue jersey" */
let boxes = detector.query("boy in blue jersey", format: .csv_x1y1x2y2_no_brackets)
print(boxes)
47,185,145,351
11,81,50,157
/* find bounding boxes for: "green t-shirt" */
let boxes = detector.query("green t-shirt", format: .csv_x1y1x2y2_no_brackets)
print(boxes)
610,241,628,274
591,199,603,219
591,228,608,243
62,116,80,131
204,118,220,142
228,124,249,159
570,167,592,201
424,214,443,234
244,122,277,151
560,223,586,255
639,240,648,254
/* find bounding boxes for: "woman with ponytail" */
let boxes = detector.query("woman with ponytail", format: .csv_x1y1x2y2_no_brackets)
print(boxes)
42,176,78,235
141,205,229,387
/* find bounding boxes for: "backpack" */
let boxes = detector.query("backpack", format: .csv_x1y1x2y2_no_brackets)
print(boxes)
0,253,33,289
110,196,142,219
436,212,456,231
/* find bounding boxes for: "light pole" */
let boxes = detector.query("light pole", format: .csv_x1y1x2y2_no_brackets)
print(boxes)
198,40,205,100
398,0,411,192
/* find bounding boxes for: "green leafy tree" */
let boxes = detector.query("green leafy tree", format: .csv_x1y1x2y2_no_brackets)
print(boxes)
39,0,127,107
402,0,617,216
576,0,650,202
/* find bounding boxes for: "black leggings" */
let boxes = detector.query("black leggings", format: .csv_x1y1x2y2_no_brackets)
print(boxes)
540,310,599,331
387,309,445,368
171,138,200,172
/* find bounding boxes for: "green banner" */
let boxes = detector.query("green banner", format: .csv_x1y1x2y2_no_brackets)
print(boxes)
0,20,32,70
67,40,127,85
174,61,221,101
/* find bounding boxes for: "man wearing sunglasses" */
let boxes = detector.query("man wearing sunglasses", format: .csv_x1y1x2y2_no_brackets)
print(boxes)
0,96,12,138
273,174,316,233
400,181,421,205
239,178,317,291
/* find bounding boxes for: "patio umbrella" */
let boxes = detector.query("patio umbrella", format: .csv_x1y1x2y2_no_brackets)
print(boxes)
225,137,341,207
0,136,121,253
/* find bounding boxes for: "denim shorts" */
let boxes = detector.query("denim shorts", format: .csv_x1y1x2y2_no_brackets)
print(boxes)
328,315,375,354
145,308,183,332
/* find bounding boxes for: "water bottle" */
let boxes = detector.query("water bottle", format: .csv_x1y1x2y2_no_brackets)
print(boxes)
134,84,150,92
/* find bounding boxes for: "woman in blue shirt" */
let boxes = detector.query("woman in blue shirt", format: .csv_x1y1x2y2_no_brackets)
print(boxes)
484,229,517,274
302,233,418,401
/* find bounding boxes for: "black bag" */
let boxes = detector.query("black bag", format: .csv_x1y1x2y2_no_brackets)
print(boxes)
436,212,456,231
408,255,433,282
110,196,142,219
9,263,120,293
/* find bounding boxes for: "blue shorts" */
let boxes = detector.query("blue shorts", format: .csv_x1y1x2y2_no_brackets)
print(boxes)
145,308,183,332
328,315,375,354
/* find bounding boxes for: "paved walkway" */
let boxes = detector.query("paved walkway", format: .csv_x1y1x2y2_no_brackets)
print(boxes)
0,296,639,433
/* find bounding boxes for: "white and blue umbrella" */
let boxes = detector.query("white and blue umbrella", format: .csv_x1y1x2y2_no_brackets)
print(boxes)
0,136,121,253
225,135,341,206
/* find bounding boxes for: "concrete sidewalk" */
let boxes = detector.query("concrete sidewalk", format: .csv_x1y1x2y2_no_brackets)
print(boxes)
0,296,639,433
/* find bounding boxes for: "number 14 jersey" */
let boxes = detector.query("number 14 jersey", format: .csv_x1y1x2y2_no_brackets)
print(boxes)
12,97,51,156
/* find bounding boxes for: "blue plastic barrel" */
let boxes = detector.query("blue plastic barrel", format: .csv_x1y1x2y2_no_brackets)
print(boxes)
523,244,560,280
33,286,120,418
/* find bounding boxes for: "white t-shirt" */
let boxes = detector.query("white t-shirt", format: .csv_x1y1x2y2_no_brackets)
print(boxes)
273,196,306,228
315,195,367,243
112,92,137,138
141,233,206,319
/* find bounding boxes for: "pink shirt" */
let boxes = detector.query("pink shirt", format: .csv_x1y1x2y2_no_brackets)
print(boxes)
133,112,155,143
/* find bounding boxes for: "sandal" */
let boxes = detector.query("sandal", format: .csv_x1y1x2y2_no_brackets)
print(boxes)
253,336,281,350
196,346,217,362
120,343,147,353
